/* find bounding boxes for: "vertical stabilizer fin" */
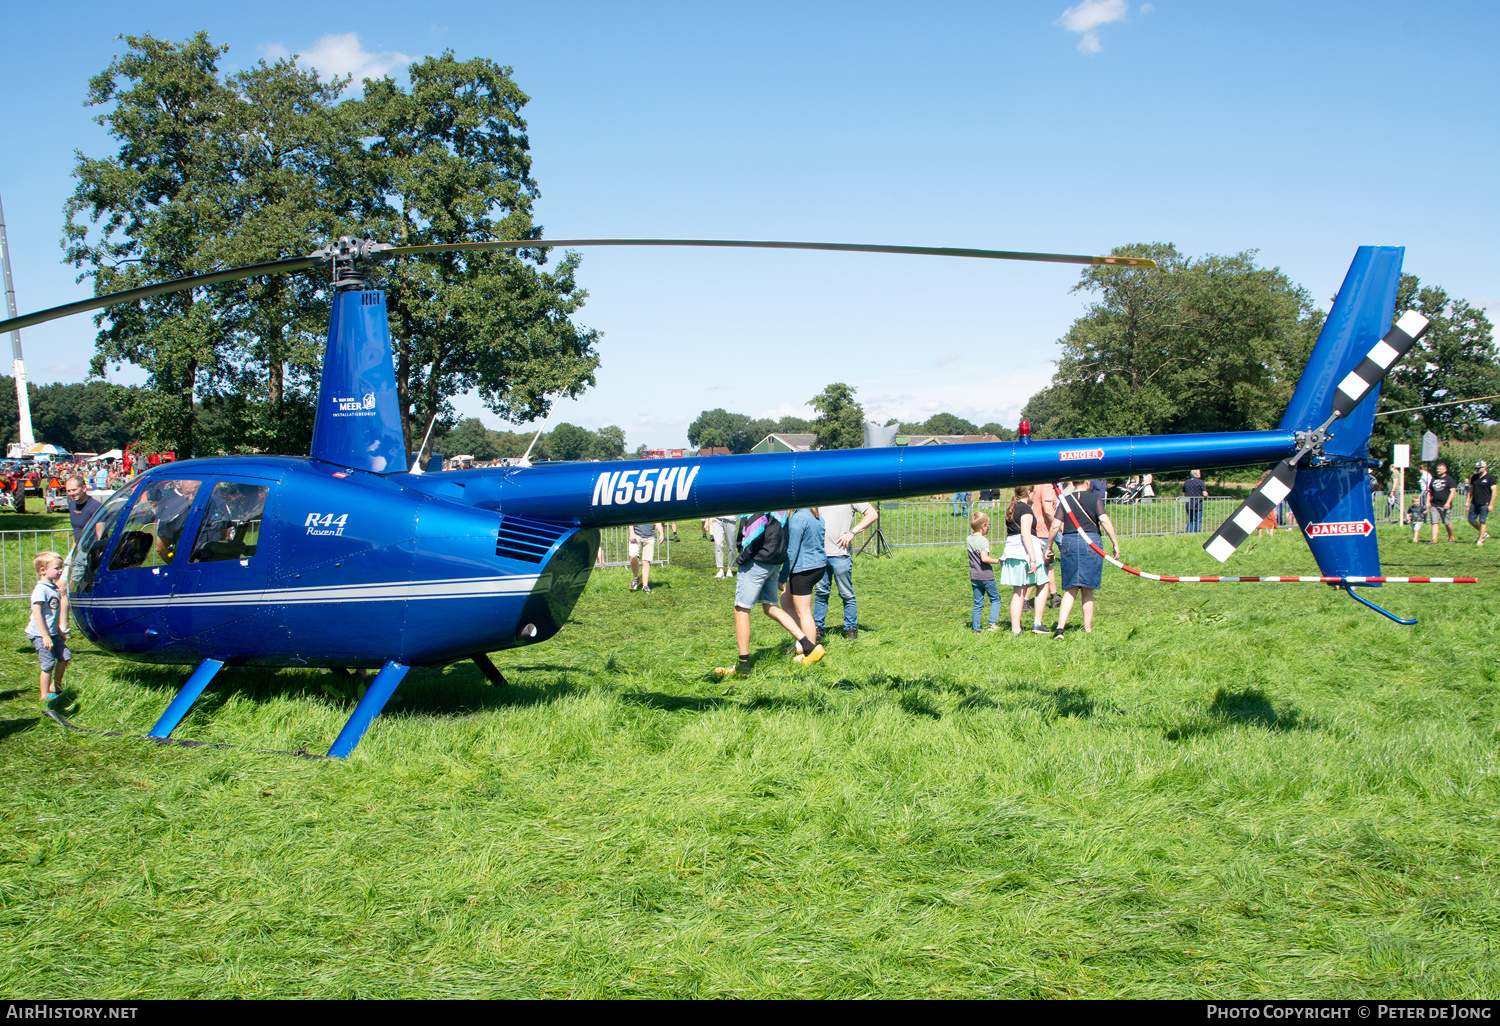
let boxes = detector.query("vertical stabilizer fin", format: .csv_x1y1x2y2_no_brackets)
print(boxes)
309,290,408,473
1286,462,1381,582
1279,246,1404,456
1274,247,1406,583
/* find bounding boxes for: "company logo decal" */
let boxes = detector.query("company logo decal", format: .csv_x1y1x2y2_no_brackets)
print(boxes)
331,393,377,418
1059,448,1104,461
591,465,701,506
1306,519,1373,538
305,513,349,536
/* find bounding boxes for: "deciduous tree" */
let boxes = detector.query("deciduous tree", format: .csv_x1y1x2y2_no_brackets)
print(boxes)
357,53,600,454
1021,244,1321,439
64,36,600,459
810,383,864,450
63,32,237,458
1374,274,1500,457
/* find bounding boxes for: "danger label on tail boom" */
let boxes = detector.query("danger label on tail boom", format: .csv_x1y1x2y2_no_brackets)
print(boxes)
1306,519,1373,538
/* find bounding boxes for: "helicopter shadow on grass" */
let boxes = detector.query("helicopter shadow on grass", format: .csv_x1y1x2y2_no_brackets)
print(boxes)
106,658,588,724
1163,686,1314,741
0,715,41,741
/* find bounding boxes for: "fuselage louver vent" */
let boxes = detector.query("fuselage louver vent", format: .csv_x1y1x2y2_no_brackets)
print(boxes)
496,515,570,564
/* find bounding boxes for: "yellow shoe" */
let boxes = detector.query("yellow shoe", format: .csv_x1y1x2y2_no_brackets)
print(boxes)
800,644,825,666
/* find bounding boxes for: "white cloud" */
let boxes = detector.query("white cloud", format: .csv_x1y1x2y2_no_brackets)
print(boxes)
261,33,413,85
756,402,817,421
1057,0,1129,54
934,354,961,368
43,363,87,381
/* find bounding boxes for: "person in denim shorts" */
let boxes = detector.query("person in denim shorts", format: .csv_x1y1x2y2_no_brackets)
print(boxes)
716,512,822,677
27,551,70,704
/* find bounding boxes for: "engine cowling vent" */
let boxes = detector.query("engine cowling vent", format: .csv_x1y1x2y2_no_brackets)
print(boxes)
495,515,571,563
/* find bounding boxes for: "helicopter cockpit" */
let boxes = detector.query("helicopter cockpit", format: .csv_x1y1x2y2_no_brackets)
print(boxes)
68,473,280,659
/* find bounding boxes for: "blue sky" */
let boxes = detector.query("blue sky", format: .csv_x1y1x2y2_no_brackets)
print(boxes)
3,1,1496,448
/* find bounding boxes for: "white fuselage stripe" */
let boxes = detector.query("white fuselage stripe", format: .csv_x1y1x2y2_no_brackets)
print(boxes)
70,575,543,608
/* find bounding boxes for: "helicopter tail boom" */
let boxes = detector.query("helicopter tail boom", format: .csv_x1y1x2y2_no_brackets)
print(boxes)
422,429,1298,527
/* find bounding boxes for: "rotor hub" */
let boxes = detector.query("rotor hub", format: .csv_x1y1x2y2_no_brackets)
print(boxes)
310,237,395,291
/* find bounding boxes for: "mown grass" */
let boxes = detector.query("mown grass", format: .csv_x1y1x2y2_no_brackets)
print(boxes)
1,525,1497,998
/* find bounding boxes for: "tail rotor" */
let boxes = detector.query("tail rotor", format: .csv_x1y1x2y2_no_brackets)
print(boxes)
1201,308,1431,564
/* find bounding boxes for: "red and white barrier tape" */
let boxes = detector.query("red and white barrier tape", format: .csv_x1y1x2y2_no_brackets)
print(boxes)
1048,487,1477,585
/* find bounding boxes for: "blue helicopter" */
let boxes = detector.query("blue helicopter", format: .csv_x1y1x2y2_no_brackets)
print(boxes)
0,238,1426,756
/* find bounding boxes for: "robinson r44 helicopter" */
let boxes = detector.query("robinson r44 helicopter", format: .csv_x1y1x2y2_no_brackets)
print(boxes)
0,237,1436,756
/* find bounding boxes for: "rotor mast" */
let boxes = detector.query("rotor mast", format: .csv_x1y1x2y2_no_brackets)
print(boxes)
0,189,35,451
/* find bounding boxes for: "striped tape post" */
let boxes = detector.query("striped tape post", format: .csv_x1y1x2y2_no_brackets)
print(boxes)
1052,486,1476,585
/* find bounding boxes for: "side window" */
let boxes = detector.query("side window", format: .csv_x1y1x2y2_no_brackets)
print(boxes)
108,480,204,571
69,489,134,594
189,482,270,563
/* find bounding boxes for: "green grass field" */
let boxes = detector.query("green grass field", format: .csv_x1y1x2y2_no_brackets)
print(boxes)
2,524,1497,998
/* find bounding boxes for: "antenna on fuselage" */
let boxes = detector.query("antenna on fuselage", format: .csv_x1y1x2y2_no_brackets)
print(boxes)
410,413,441,475
517,424,545,468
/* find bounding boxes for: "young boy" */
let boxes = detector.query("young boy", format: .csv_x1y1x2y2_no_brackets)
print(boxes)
967,512,1002,632
27,551,70,704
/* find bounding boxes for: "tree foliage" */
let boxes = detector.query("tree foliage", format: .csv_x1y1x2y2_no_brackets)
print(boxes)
0,380,136,453
1373,274,1500,458
63,33,237,458
687,409,813,453
63,34,599,458
357,53,600,453
810,383,865,450
897,412,984,435
1021,244,1323,439
432,417,624,462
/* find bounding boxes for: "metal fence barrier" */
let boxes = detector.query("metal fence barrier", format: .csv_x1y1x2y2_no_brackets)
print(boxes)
0,530,75,599
865,496,1309,549
596,525,673,568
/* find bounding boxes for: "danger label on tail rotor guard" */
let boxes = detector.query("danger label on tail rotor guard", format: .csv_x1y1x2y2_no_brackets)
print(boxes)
1059,448,1104,462
1306,519,1373,538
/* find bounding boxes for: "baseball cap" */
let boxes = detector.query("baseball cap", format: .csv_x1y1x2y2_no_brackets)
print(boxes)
1477,460,1487,469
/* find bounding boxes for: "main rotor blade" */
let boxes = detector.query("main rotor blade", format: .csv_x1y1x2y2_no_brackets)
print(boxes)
386,237,1158,268
0,255,316,335
0,237,1153,336
1202,459,1298,563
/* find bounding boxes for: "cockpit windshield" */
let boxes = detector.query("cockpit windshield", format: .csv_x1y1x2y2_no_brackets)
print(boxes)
189,482,269,563
108,480,203,572
68,488,133,595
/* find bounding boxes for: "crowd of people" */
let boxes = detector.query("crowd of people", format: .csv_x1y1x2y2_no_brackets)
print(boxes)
1401,460,1496,546
619,478,1128,677
1,457,125,514
967,481,1120,640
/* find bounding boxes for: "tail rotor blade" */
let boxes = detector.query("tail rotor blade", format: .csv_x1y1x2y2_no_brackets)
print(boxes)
1203,459,1298,563
1330,310,1431,420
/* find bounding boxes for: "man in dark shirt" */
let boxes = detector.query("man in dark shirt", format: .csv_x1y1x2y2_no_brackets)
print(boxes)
65,475,103,549
1425,463,1458,543
1468,460,1496,546
1182,469,1207,533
